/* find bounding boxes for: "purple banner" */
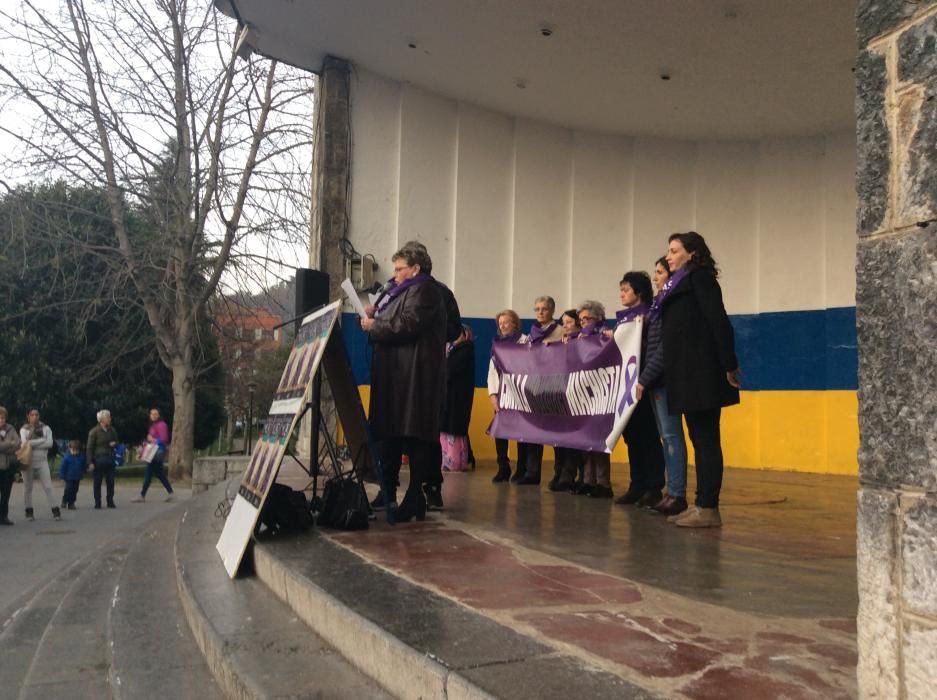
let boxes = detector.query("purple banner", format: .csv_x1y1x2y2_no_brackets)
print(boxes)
488,319,643,453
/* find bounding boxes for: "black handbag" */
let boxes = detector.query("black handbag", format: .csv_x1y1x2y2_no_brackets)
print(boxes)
319,474,369,530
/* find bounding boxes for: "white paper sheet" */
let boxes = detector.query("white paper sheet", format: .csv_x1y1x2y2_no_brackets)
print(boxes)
341,277,368,318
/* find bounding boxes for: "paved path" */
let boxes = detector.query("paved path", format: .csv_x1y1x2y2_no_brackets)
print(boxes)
0,482,189,618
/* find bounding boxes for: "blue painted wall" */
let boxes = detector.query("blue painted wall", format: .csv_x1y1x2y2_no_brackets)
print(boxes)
340,307,858,392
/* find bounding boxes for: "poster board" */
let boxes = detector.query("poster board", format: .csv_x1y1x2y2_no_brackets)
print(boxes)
216,301,341,578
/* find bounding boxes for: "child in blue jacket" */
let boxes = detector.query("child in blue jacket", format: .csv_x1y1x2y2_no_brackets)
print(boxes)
59,440,87,510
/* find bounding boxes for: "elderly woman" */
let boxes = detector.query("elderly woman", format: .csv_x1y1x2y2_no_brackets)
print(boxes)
87,409,120,509
20,407,61,521
361,243,447,522
0,406,21,525
549,311,586,492
661,232,741,528
487,309,528,483
569,301,614,498
513,296,566,486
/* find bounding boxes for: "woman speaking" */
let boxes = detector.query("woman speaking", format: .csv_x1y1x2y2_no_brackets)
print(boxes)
361,243,447,522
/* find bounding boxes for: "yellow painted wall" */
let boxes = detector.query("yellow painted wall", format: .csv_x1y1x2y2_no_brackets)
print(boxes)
355,386,859,475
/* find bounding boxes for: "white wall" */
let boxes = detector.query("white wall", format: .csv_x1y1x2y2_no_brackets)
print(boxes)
348,69,857,318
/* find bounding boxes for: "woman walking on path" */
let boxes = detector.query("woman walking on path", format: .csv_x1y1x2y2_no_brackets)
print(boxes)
20,408,61,521
0,406,21,525
660,232,741,528
133,408,174,503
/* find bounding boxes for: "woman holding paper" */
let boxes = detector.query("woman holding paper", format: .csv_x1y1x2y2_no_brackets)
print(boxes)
360,243,447,522
660,232,741,528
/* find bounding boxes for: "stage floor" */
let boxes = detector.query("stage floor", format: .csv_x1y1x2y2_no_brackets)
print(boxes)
320,462,859,698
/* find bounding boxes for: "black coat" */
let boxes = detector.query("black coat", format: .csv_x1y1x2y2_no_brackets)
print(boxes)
367,280,447,442
661,267,739,413
441,341,475,435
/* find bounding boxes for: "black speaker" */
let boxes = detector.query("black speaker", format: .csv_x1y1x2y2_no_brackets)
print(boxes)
295,269,330,317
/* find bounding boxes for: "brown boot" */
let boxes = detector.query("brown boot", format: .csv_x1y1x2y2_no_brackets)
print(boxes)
675,506,722,528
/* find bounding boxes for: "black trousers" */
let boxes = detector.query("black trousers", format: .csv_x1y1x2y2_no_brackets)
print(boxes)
622,394,665,494
92,459,116,506
380,437,432,505
63,479,81,505
684,407,723,508
0,468,15,519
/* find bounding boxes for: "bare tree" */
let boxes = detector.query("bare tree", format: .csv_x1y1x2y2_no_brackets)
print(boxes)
0,0,313,476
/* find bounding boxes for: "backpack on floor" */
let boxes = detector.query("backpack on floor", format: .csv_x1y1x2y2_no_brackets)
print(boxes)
256,483,313,536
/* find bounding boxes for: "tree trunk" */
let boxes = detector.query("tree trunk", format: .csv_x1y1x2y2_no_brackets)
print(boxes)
169,356,196,479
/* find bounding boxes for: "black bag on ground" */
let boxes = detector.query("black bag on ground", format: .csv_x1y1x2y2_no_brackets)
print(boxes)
257,483,313,536
319,474,369,530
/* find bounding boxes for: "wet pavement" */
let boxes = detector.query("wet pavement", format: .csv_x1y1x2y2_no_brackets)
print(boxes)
318,462,859,698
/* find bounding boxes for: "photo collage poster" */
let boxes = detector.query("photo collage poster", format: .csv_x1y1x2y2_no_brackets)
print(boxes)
216,301,341,578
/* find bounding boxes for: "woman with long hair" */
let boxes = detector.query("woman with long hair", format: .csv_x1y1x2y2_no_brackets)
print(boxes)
660,232,741,528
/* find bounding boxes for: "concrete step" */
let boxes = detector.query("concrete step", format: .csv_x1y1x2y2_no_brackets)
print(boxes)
252,528,658,700
11,533,134,698
176,486,393,699
109,509,224,700
0,545,108,695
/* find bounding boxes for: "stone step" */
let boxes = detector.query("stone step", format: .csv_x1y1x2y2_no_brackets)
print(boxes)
0,545,107,695
109,509,224,700
176,486,393,699
13,533,135,698
252,528,659,700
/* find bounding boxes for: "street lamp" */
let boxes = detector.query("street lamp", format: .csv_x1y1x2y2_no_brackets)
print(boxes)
246,380,257,455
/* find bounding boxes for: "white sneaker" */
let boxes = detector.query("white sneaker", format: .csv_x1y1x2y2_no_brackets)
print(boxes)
165,495,175,503
131,496,145,503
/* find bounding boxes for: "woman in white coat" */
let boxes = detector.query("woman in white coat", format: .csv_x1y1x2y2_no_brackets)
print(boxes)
20,407,60,521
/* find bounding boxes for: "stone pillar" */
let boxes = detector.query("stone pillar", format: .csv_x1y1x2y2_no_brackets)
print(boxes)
301,56,352,465
309,55,352,299
856,3,937,699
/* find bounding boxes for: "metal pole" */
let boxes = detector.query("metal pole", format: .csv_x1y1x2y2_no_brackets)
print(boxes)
247,383,256,455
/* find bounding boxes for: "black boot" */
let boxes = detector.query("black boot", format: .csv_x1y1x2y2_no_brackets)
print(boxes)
516,465,541,485
52,506,61,521
25,507,34,521
492,460,511,483
394,489,427,523
423,484,444,511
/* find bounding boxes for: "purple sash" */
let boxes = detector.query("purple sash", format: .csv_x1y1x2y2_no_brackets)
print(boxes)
528,321,558,344
579,322,605,337
648,267,689,321
615,303,650,325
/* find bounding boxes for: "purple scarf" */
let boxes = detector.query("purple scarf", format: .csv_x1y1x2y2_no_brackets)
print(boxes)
528,320,558,344
648,267,689,321
578,322,605,337
615,303,650,325
374,273,429,316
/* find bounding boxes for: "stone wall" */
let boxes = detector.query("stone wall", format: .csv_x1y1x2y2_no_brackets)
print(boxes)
856,2,937,698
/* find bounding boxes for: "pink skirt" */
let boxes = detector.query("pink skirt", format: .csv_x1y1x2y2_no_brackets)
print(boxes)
440,433,470,472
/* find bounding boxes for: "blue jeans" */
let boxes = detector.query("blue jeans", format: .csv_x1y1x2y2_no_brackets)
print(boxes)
142,455,173,497
650,386,688,498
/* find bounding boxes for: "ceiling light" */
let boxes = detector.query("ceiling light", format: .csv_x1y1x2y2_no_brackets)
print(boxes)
539,23,556,37
515,78,527,89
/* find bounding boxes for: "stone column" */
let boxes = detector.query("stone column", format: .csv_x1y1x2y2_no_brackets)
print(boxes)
309,55,352,299
299,56,351,465
856,3,937,699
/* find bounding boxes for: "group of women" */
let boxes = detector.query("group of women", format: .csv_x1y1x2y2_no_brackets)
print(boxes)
361,231,739,529
487,231,740,528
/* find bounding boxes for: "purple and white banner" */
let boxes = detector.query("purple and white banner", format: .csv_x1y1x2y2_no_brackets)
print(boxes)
488,318,643,453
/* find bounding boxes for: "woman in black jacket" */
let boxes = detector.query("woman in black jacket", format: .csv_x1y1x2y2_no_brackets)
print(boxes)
660,232,741,528
440,325,476,472
361,244,447,522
